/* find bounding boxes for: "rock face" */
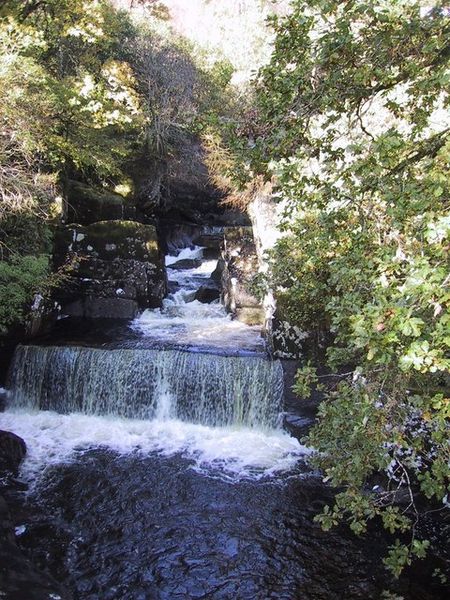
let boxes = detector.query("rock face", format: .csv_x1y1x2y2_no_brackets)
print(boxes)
221,227,265,326
66,181,136,225
0,432,71,599
249,190,306,358
169,258,202,270
0,431,26,477
53,221,167,319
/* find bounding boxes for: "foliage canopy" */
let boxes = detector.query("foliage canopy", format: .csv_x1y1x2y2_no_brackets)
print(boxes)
0,0,232,334
240,0,450,581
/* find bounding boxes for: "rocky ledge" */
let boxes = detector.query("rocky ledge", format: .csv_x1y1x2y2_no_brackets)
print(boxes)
53,220,167,320
0,430,71,599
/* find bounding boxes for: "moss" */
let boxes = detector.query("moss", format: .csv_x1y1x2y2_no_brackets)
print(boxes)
54,221,160,262
66,181,136,225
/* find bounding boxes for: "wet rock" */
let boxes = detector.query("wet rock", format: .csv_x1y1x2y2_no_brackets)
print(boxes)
0,432,71,599
62,298,139,320
221,227,264,326
0,388,8,412
53,221,167,318
0,519,71,600
194,287,220,304
161,223,203,254
168,258,202,270
168,280,180,293
202,247,220,260
193,232,223,260
0,431,26,477
211,259,225,284
192,233,223,249
66,180,135,225
54,220,160,262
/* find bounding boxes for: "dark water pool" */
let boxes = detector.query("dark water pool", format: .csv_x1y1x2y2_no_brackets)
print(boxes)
11,449,447,600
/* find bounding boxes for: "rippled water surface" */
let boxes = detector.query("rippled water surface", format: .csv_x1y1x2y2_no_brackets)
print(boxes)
3,240,447,600
15,450,388,600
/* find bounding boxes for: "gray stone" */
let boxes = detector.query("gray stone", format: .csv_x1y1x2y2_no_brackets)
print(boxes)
221,227,264,325
194,287,220,304
53,221,167,318
66,180,136,225
202,247,220,260
168,258,202,270
192,233,223,248
211,259,225,284
63,298,139,320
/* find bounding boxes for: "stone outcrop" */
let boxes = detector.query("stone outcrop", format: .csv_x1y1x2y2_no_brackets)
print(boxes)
249,190,306,358
221,226,265,326
0,431,71,599
0,431,26,477
66,181,136,225
53,221,167,319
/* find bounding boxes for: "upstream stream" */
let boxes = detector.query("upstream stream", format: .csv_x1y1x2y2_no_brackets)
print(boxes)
1,241,446,599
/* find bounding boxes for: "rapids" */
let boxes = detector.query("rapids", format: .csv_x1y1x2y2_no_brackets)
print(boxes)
1,240,445,599
132,246,265,351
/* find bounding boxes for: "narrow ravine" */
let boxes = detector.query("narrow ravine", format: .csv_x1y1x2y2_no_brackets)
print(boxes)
0,235,445,599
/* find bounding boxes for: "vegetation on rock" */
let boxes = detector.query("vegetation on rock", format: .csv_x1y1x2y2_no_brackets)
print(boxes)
0,0,232,334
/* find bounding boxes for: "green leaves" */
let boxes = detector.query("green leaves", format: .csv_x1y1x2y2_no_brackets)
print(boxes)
0,1,144,334
0,255,50,334
239,0,450,582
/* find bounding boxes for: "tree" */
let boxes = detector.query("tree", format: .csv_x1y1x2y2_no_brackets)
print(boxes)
0,0,141,334
244,0,449,580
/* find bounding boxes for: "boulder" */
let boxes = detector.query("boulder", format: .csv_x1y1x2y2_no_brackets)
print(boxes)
66,181,136,225
202,247,220,260
0,431,26,477
54,220,160,262
53,221,167,319
234,307,265,326
168,259,202,270
167,280,180,293
0,490,71,599
192,233,223,249
194,287,220,304
211,259,225,284
221,227,264,326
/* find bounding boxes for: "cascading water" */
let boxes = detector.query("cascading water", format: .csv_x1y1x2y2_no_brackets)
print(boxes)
2,238,308,482
131,244,266,351
1,234,440,600
8,345,283,428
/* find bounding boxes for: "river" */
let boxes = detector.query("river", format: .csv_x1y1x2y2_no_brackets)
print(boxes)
1,240,445,599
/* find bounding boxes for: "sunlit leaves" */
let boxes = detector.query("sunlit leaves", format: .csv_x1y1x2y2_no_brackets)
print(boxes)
245,0,450,581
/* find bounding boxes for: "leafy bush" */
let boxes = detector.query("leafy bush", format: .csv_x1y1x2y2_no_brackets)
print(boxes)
240,0,450,579
0,255,50,334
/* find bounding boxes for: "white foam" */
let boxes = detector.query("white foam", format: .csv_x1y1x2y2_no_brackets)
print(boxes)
132,253,265,350
131,301,265,350
0,409,310,484
165,246,205,266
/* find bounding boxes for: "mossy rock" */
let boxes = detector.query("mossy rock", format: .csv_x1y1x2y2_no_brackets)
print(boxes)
224,226,254,246
234,307,265,326
53,220,167,317
66,181,136,225
54,220,160,263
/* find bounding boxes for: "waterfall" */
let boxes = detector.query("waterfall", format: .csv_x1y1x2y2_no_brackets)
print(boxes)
8,345,284,429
